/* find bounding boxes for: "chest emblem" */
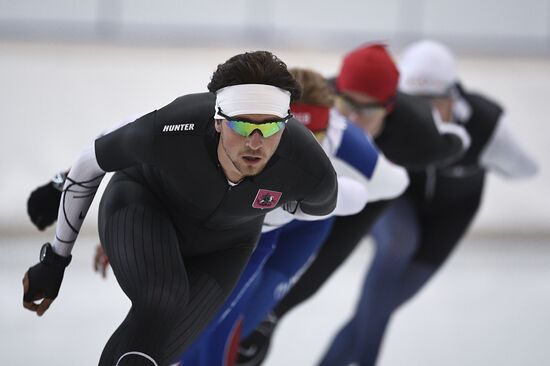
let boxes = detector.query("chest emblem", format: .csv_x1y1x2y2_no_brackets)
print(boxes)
252,189,282,209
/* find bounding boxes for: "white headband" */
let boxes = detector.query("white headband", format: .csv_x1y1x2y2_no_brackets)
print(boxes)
214,84,291,119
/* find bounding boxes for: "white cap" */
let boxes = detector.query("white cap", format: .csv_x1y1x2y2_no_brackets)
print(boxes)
398,40,458,96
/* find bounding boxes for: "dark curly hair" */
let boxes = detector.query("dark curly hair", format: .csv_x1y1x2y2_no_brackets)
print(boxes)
208,51,302,101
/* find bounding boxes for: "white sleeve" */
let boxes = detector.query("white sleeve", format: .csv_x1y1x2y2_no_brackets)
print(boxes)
50,115,142,256
262,208,295,232
51,143,106,257
327,150,408,203
367,154,409,202
332,175,369,215
433,108,471,150
480,114,539,179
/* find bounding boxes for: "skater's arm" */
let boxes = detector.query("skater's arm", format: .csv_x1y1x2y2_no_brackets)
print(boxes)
26,114,141,231
22,112,156,316
480,113,538,179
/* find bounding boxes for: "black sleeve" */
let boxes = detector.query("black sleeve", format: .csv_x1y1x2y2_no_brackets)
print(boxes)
94,111,157,172
377,92,464,170
292,121,338,216
299,168,338,216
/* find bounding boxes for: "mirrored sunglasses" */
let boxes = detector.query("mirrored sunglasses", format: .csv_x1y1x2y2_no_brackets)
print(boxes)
217,108,292,138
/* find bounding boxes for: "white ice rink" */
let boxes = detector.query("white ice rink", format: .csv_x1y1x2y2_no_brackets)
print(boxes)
2,233,550,365
1,42,549,365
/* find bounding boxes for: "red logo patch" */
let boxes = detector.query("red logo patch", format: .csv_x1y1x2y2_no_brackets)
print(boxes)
252,189,282,209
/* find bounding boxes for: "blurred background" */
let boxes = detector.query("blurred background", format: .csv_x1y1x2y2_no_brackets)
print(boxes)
1,1,549,365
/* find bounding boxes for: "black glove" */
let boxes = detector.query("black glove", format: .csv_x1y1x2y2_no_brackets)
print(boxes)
23,243,71,303
27,171,67,230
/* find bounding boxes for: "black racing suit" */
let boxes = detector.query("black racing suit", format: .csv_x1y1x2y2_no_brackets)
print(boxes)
93,92,337,365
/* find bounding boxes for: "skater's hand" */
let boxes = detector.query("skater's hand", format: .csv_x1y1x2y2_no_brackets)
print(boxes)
22,271,54,316
93,244,110,278
27,172,67,230
23,243,71,316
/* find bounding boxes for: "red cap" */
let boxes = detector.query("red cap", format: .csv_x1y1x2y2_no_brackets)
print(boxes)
336,44,399,103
